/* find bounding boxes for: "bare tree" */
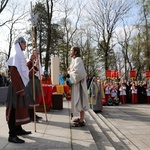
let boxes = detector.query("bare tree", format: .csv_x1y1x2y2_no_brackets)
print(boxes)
0,1,29,60
58,0,85,69
138,0,150,69
88,0,131,78
7,4,28,59
0,0,9,13
0,0,11,27
116,21,133,80
44,0,54,71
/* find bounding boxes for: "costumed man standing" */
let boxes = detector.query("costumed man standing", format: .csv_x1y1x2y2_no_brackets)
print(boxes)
27,49,43,121
97,76,105,111
90,76,102,113
6,37,32,143
67,46,89,127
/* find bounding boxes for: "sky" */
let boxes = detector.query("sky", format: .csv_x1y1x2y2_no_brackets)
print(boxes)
0,0,140,56
0,0,141,74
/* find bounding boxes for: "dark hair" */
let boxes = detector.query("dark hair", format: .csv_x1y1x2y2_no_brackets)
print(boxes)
72,46,81,57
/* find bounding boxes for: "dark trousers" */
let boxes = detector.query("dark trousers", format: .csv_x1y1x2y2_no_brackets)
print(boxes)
29,108,34,119
8,107,22,137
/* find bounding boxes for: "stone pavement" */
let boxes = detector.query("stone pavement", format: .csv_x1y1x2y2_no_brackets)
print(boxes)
1,100,150,150
97,104,150,150
0,100,99,150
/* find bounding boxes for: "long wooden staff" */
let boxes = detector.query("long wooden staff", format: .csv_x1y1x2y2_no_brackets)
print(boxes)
31,25,37,132
30,2,38,132
37,55,48,121
31,3,48,132
100,81,104,111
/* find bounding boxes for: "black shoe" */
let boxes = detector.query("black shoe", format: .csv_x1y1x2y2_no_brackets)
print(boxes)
30,117,39,122
16,129,32,135
8,136,25,143
36,115,42,120
94,110,102,113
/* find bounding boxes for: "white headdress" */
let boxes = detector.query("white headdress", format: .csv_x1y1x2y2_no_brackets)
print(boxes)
6,37,29,86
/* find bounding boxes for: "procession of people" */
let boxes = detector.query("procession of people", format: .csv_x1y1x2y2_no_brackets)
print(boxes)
1,36,150,144
87,78,150,107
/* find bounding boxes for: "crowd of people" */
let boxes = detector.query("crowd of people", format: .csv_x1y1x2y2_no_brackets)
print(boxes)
87,77,150,107
0,72,10,87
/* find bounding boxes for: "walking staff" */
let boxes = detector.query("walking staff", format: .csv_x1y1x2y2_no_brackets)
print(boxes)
30,2,47,132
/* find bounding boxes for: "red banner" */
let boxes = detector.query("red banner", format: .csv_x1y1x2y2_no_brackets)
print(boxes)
130,70,136,79
106,70,121,79
111,70,117,79
106,70,111,78
146,70,150,78
117,70,121,78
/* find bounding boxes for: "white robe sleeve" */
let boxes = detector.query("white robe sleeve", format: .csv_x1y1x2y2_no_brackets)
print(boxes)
69,57,87,84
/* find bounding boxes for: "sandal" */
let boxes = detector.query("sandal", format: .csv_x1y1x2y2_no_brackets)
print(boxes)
73,118,80,122
72,121,85,127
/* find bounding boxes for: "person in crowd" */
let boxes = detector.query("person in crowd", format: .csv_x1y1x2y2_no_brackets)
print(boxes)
119,82,126,104
59,72,65,85
67,46,89,127
124,80,132,103
41,70,52,85
90,76,102,112
27,49,43,121
6,75,11,86
6,37,31,143
97,76,105,111
138,81,147,103
131,82,138,104
0,74,3,87
65,73,71,87
86,75,95,108
110,82,118,103
87,76,92,89
1,72,8,86
146,80,150,104
62,73,71,100
104,79,111,105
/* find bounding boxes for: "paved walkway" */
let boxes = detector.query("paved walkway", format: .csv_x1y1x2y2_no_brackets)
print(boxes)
98,104,150,150
0,100,98,150
1,100,150,150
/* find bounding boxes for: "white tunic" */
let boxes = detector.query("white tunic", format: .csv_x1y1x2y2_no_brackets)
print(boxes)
68,57,89,114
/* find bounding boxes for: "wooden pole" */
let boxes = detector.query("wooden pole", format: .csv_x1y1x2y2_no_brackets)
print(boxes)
31,2,48,130
100,81,104,111
32,25,37,132
36,55,48,121
31,2,37,132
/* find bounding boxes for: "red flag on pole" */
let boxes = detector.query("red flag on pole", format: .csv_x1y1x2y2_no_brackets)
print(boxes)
145,70,150,79
106,70,111,78
111,70,117,79
130,70,136,79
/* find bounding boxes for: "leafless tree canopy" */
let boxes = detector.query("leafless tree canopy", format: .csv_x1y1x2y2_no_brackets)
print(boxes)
0,0,9,13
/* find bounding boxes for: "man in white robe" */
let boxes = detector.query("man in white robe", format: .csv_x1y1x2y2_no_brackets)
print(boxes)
68,46,89,127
